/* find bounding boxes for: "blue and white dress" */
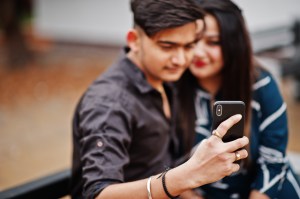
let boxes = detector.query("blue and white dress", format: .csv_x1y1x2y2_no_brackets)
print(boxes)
194,69,300,199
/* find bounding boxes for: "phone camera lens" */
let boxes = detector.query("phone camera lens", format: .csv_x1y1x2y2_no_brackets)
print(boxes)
216,105,222,116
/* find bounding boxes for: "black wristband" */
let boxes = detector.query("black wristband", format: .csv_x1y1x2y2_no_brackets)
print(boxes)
158,168,179,199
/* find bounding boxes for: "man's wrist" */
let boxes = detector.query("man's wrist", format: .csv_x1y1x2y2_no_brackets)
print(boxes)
157,168,179,198
165,164,198,195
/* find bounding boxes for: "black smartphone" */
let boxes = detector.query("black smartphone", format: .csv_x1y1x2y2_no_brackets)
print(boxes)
212,101,245,142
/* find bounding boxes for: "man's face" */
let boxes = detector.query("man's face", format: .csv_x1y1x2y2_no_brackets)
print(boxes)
130,22,200,87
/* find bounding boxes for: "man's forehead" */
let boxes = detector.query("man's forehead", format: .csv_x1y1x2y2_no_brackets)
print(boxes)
151,23,198,44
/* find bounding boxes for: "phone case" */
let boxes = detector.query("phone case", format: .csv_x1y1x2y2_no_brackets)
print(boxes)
212,101,245,142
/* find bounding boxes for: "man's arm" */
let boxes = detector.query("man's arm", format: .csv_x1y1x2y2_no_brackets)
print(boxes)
96,114,249,199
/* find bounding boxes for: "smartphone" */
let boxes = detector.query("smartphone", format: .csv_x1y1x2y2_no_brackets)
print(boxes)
212,101,245,142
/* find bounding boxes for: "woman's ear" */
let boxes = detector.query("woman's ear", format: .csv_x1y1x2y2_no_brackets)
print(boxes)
126,29,140,53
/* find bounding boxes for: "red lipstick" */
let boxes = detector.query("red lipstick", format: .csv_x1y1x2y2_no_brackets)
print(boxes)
194,60,206,68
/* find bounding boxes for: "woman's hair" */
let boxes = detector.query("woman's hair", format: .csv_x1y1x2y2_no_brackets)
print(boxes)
177,0,254,153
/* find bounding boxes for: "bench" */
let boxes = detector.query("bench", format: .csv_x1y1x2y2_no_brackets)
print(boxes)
0,169,71,199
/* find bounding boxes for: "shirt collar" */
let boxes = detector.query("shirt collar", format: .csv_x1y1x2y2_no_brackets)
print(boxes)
120,47,158,94
196,85,222,101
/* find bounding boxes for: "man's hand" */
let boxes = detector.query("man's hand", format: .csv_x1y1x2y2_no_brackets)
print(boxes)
180,190,204,199
183,114,249,187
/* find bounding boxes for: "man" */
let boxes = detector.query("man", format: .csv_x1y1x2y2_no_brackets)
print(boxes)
71,0,249,198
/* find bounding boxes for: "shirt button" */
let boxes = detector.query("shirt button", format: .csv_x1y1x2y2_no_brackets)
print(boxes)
97,140,103,147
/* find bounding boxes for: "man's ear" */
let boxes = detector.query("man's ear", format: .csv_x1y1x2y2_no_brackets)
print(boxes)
126,29,140,53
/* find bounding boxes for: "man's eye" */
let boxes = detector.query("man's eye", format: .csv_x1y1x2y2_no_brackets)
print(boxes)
161,45,174,50
185,43,196,49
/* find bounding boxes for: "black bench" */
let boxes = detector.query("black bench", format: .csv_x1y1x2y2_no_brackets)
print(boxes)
0,169,71,199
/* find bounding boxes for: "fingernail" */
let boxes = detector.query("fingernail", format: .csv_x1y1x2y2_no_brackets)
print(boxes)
235,114,242,119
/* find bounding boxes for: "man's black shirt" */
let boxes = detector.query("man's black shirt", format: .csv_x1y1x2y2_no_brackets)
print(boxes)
71,49,181,198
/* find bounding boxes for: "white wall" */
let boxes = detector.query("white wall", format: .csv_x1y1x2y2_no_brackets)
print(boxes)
233,0,300,51
34,0,300,45
34,0,132,45
233,0,300,32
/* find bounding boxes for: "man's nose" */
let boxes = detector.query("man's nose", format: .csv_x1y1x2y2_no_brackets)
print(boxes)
171,49,186,66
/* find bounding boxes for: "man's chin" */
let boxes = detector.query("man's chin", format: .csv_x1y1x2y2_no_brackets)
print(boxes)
162,73,183,82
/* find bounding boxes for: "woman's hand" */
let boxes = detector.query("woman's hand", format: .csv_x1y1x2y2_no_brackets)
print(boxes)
249,190,270,199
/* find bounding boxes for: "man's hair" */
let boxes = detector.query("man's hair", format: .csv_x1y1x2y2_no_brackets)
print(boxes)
130,0,205,37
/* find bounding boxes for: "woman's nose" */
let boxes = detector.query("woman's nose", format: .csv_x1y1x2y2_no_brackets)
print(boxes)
194,41,206,58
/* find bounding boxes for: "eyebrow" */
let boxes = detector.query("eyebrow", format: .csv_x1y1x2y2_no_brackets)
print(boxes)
157,39,198,47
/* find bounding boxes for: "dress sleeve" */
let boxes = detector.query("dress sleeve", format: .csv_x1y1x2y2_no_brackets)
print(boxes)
78,89,133,198
251,72,289,198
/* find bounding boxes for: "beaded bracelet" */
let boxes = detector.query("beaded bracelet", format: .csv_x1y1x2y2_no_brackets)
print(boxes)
157,167,179,199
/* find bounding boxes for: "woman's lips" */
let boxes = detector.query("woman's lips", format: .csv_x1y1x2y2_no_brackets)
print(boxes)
194,60,206,68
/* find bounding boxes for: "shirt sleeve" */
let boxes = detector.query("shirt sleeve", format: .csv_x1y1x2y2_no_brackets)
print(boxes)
78,88,133,198
251,72,289,198
86,179,120,199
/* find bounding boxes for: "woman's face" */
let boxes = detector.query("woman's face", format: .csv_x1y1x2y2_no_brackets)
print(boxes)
189,14,223,81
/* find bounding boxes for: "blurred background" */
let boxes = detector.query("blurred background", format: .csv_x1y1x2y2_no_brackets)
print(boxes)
1,0,300,192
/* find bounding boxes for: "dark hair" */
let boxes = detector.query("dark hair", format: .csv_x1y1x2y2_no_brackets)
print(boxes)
177,0,254,153
200,0,253,108
130,0,205,36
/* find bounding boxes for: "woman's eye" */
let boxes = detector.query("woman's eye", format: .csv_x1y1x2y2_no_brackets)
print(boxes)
208,41,221,46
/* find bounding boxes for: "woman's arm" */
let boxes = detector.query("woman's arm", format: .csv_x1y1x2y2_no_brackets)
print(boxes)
251,72,288,198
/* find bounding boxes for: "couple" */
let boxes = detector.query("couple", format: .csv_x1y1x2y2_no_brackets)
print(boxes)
71,0,300,198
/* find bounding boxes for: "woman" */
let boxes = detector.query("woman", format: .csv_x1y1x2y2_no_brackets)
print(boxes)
177,0,300,198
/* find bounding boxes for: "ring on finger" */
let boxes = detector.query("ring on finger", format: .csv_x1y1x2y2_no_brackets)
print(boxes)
212,130,222,139
235,151,241,161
